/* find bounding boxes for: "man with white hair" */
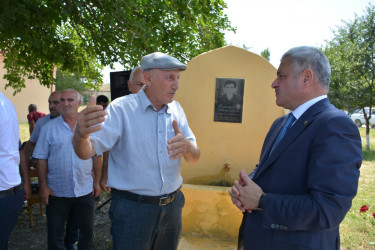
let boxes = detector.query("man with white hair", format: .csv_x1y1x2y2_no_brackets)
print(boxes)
33,89,101,249
73,52,200,250
127,66,145,94
24,91,80,249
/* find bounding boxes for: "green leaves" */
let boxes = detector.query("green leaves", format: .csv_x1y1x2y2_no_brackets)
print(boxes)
261,48,270,61
0,0,235,94
324,3,375,111
323,3,375,149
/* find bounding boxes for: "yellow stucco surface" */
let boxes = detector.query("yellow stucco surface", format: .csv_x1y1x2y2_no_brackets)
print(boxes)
181,184,242,240
0,55,51,123
176,46,284,185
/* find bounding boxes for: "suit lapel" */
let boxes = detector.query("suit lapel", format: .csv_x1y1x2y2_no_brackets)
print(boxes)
253,99,331,180
257,116,286,168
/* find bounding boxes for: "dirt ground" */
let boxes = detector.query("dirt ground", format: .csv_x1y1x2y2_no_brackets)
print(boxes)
8,192,113,250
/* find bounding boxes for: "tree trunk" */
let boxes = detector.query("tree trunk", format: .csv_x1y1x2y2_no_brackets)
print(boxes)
366,123,370,150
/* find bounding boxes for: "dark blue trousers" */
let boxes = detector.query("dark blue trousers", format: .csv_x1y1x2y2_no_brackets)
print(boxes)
109,191,185,250
46,193,94,250
0,185,24,250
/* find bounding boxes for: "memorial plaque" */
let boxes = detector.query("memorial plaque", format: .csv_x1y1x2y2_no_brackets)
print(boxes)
214,78,244,123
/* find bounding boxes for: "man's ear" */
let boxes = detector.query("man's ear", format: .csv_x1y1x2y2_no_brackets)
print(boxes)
127,80,132,93
144,71,152,85
302,69,313,88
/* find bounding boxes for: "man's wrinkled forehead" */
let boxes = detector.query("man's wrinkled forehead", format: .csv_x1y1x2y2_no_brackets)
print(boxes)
61,91,78,102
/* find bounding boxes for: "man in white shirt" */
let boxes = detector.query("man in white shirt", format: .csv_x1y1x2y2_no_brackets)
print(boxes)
0,91,25,249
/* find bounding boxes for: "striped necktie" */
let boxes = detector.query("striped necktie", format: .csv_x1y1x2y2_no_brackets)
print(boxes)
270,113,296,155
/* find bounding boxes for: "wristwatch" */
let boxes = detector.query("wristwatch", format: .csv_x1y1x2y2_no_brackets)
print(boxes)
258,193,266,211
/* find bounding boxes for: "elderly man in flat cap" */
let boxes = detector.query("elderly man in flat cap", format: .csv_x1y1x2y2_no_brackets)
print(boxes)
72,52,200,250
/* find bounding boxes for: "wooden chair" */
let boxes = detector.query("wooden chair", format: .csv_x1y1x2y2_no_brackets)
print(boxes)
27,167,44,228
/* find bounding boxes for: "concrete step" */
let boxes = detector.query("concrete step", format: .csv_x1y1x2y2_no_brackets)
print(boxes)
178,235,237,250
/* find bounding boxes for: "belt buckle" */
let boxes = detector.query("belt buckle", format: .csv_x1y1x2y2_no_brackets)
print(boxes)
158,196,170,206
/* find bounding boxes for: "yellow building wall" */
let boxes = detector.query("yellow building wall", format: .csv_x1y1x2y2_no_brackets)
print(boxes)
176,46,284,185
0,55,51,123
181,184,243,240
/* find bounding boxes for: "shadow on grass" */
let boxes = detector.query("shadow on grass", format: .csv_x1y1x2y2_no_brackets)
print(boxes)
362,149,375,161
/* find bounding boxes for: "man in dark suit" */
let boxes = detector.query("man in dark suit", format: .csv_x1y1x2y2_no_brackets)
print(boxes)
229,46,362,250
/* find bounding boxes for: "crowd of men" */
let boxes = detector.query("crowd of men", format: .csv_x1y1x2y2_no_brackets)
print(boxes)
0,47,363,250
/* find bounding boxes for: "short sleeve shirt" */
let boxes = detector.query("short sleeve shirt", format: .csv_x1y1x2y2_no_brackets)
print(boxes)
33,116,93,197
90,89,197,196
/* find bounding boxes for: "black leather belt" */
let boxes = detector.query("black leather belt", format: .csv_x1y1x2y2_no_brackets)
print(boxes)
112,187,181,206
0,184,23,198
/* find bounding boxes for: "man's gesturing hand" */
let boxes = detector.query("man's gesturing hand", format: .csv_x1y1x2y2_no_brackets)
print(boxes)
167,120,189,160
76,95,106,139
73,95,107,160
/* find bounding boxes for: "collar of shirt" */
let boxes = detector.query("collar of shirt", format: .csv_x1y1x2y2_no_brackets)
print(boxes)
32,115,93,197
138,88,172,114
291,95,327,120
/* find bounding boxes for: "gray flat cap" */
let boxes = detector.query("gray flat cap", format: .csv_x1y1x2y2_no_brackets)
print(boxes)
141,52,187,72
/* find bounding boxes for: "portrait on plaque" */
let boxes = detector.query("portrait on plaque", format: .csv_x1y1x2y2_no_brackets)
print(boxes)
214,78,245,123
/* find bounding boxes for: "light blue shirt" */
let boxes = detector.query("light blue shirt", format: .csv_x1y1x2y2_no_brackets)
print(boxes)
90,88,197,196
30,114,54,143
33,116,93,197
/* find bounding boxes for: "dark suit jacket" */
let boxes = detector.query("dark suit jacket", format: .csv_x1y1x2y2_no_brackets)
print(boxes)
240,98,362,250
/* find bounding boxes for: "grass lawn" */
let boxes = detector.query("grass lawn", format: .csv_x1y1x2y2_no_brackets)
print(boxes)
18,124,375,248
19,106,86,143
19,122,29,144
341,127,375,249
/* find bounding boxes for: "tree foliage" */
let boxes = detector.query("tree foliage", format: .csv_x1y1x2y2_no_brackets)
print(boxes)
323,3,375,149
0,0,235,94
260,48,270,61
55,68,86,93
